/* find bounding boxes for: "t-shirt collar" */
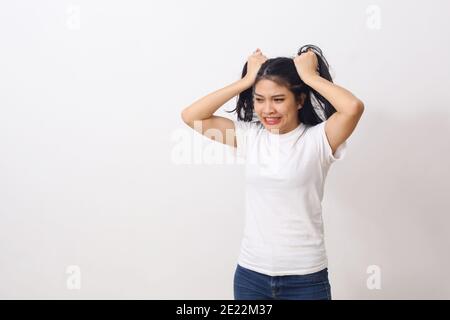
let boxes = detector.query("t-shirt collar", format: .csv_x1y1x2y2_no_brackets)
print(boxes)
266,122,305,140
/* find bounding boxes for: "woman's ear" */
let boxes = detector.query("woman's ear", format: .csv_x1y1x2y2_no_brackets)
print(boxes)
297,92,307,110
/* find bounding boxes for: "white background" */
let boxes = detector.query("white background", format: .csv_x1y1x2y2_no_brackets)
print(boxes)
1,0,449,299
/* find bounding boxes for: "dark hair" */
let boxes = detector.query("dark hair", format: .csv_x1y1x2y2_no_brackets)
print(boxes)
226,44,336,126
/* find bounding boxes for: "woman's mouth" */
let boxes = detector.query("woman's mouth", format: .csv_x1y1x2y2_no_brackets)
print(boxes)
264,117,282,125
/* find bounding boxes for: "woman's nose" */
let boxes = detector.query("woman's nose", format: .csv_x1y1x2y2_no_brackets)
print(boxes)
262,102,275,113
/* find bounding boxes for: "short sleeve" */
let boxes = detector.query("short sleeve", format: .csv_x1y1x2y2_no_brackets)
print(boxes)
313,120,347,165
233,120,259,160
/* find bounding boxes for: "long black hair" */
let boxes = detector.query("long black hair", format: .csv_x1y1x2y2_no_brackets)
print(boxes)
226,44,336,126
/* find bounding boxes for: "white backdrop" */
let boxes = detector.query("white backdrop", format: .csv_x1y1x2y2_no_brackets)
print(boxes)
1,0,449,299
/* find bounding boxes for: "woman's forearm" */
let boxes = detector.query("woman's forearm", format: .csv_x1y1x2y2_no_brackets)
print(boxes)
303,75,364,115
181,78,253,123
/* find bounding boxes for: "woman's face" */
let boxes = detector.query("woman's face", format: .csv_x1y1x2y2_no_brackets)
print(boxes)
253,79,304,134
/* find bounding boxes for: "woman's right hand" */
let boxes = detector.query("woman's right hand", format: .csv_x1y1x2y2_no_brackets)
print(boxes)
243,48,268,85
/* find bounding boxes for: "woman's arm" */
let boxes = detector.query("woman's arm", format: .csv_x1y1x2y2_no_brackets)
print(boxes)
304,74,364,156
303,74,364,115
294,49,364,155
294,49,363,114
181,48,267,123
180,49,266,148
180,77,253,148
181,78,253,124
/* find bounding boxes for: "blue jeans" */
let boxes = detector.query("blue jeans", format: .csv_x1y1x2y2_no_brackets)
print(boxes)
233,264,332,300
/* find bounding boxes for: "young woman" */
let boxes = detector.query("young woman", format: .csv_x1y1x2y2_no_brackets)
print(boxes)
181,45,364,300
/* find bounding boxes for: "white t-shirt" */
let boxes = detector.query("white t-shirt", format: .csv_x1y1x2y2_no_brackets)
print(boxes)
233,119,347,276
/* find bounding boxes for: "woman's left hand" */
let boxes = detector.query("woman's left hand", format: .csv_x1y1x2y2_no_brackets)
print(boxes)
293,48,319,83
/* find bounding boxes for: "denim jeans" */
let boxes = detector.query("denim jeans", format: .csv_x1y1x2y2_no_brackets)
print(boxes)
233,263,332,300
